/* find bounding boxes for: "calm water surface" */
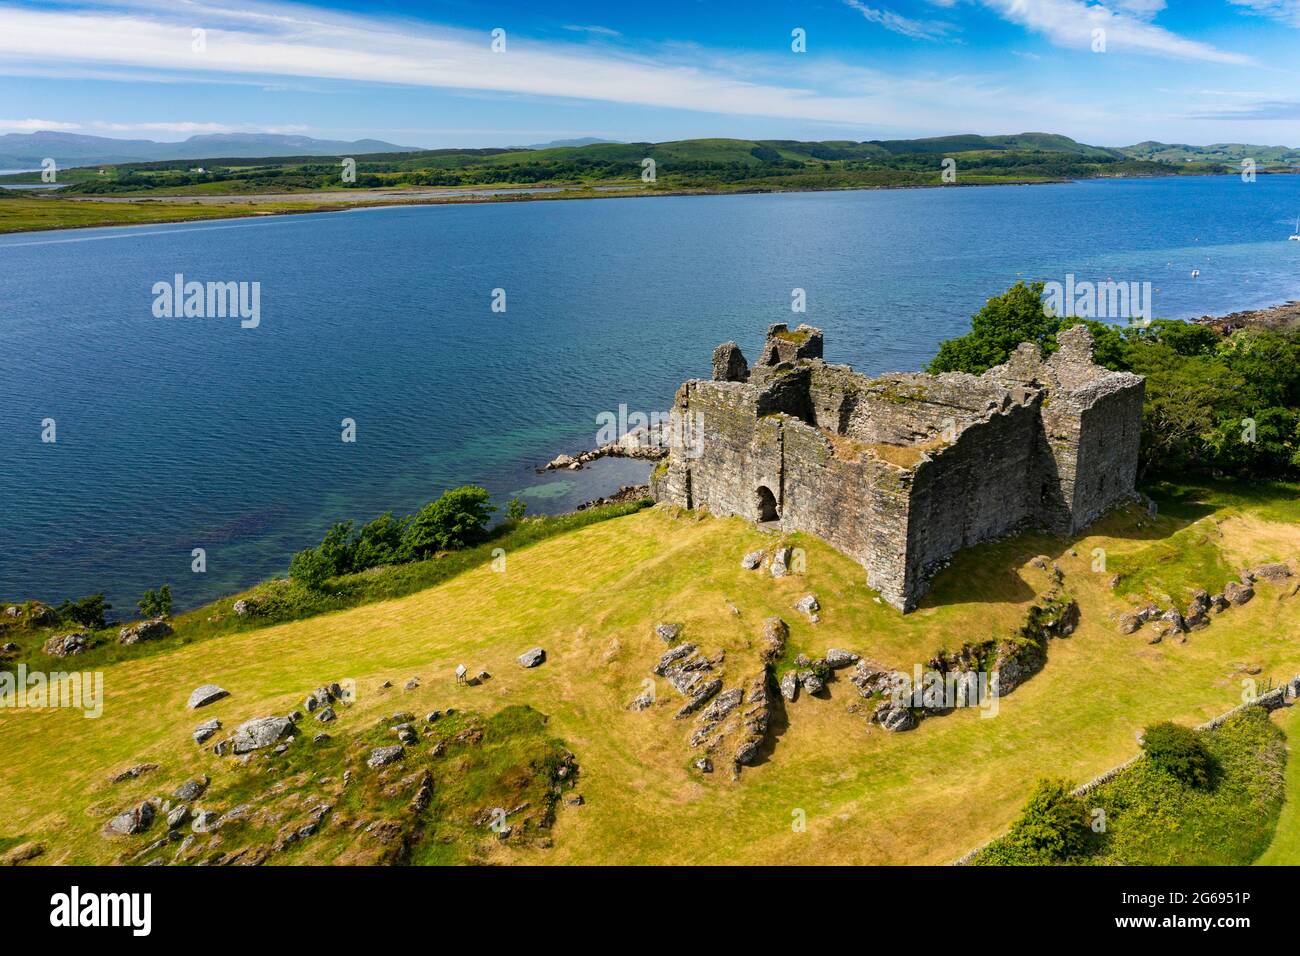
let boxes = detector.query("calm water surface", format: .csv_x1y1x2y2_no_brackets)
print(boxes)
2,175,1298,610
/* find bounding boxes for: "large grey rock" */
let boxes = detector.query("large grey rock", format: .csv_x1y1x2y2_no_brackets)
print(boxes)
192,719,221,744
1252,563,1293,584
367,745,405,769
42,633,88,658
760,617,788,662
229,716,293,754
740,549,765,570
166,805,190,830
118,617,173,645
779,670,799,702
799,670,825,695
794,594,820,617
770,546,793,578
875,704,917,732
108,802,155,836
186,684,229,709
1225,580,1255,606
517,647,546,668
653,642,697,675
653,623,683,644
825,648,859,669
173,777,209,802
190,810,219,833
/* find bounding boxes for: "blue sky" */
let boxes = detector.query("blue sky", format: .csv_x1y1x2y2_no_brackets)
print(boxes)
3,0,1300,147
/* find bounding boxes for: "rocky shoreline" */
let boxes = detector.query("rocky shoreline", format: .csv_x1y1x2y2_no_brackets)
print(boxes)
1195,299,1300,335
540,423,668,473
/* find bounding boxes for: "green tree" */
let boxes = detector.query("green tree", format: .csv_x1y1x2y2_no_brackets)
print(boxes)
351,512,409,570
506,497,528,523
288,547,334,590
402,485,496,557
137,584,173,618
57,593,111,629
928,281,1059,375
1141,722,1214,788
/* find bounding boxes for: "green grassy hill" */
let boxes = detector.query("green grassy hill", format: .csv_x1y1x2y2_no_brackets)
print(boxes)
2,480,1298,866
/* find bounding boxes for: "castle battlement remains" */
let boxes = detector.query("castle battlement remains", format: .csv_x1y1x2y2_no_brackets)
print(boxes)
652,323,1145,611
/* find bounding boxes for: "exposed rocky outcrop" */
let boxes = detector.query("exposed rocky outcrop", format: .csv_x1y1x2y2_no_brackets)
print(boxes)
118,617,173,645
42,632,88,657
517,647,546,668
759,617,788,663
228,716,294,755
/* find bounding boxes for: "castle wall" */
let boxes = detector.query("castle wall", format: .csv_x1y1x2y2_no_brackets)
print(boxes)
1066,379,1146,531
901,400,1042,608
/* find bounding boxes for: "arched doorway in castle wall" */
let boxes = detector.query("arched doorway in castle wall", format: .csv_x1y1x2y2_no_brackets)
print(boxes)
755,485,780,523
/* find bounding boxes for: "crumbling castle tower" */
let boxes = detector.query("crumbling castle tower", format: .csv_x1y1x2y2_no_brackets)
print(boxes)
652,323,1145,611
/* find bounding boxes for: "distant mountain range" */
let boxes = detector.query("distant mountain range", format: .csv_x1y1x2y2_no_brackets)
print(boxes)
1,129,1297,171
0,132,420,167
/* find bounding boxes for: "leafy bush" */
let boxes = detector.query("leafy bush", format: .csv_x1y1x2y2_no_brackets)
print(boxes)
1141,721,1214,788
506,497,528,523
56,593,111,629
402,486,495,557
1002,777,1090,862
137,584,172,618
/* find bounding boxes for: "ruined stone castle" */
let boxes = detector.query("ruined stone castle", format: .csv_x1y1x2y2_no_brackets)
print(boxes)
652,323,1145,611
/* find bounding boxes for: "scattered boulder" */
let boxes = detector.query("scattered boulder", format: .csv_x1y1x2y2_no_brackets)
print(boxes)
42,632,88,658
166,805,190,830
654,643,697,675
109,763,159,784
695,757,714,773
367,745,405,769
517,647,546,669
794,594,820,622
229,716,294,754
118,617,173,645
107,802,155,836
779,670,799,702
190,810,219,833
1252,563,1293,585
192,719,221,744
759,617,788,663
404,677,420,691
875,704,917,733
173,777,208,802
654,623,683,644
315,707,336,723
770,546,793,578
740,549,765,571
628,687,656,711
29,604,57,626
392,724,418,745
2,606,17,618
799,670,825,696
1225,580,1255,606
825,648,859,669
186,684,229,709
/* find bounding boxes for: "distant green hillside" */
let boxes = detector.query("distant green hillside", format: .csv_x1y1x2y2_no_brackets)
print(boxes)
0,132,1218,198
1120,141,1300,167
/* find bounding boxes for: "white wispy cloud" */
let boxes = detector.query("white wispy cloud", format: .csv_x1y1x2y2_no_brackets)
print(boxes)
844,0,956,41
562,24,621,37
0,117,82,132
1226,0,1300,27
976,0,1252,64
0,0,1094,131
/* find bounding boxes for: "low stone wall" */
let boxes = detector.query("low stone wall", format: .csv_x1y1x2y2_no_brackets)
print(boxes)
951,678,1300,865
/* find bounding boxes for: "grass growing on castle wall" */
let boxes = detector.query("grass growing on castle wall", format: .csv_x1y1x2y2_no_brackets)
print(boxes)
2,484,1299,865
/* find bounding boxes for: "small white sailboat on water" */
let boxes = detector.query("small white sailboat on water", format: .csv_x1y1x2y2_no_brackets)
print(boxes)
1290,215,1300,240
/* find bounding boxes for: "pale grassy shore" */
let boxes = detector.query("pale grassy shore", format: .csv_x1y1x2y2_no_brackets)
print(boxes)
2,493,1297,865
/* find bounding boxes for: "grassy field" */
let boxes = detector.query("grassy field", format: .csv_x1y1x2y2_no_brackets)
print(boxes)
0,195,357,235
1,482,1297,865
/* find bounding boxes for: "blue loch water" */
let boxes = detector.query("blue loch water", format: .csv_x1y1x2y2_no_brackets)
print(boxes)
2,174,1298,611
